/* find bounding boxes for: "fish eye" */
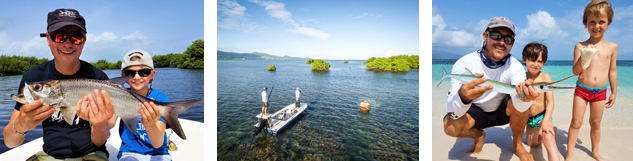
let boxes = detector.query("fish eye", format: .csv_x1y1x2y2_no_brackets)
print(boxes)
33,84,41,91
539,85,544,89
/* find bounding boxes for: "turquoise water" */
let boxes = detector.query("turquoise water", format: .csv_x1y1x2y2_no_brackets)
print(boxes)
432,60,633,99
218,60,419,160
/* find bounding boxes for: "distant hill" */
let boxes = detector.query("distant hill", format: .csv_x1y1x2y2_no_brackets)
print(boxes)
432,50,463,59
217,50,308,60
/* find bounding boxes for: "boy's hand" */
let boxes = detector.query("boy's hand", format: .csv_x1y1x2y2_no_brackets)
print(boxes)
140,102,161,127
541,119,554,135
458,73,492,104
605,94,616,108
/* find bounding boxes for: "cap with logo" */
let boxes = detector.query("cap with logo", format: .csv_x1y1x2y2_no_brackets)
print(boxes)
486,17,515,35
121,50,154,71
47,8,86,32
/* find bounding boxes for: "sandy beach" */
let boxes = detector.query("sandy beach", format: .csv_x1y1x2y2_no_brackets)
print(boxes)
431,86,633,161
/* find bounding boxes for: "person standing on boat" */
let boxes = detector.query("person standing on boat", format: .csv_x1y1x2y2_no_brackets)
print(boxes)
262,87,269,116
295,87,304,107
442,17,540,160
3,8,112,160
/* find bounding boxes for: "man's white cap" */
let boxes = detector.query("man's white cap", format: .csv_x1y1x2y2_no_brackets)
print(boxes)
296,87,299,90
121,50,154,71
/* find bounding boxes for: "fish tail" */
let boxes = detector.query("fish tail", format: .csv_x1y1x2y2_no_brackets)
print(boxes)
162,100,203,140
436,66,449,88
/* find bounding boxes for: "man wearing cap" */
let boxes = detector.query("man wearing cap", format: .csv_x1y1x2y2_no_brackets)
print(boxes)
442,17,539,160
295,87,304,107
3,8,112,160
262,87,269,116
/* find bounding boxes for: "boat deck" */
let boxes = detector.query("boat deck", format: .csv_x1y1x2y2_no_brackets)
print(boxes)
254,103,307,134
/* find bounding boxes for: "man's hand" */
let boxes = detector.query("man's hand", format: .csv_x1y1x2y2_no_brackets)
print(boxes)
458,73,492,104
81,89,114,127
16,99,55,133
516,80,539,102
140,102,161,127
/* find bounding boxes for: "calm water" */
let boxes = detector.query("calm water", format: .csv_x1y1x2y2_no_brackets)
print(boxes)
217,60,419,160
0,67,204,154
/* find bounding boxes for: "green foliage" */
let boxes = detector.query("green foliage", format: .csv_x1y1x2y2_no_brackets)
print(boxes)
267,64,276,71
310,59,330,71
306,59,314,64
178,40,204,69
0,55,48,76
90,59,121,70
343,61,349,63
364,55,419,72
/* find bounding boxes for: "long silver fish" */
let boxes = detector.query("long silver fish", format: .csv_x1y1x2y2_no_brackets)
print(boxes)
10,77,202,140
436,67,576,96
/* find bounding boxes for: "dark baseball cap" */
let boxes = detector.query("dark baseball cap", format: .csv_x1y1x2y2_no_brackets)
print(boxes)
47,8,86,33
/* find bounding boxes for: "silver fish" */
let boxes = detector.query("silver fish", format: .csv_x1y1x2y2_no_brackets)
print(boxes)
10,77,201,140
436,67,576,97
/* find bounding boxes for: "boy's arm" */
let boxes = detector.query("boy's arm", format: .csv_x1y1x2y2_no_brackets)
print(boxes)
606,43,618,108
572,43,584,75
141,102,167,148
542,74,555,134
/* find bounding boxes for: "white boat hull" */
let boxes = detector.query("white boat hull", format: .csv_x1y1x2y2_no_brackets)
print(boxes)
0,119,203,161
254,103,308,134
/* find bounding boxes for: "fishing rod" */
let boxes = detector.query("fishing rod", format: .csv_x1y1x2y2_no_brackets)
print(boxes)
268,84,274,101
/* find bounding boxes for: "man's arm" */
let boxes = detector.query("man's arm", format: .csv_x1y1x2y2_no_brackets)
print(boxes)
82,90,114,146
3,100,55,148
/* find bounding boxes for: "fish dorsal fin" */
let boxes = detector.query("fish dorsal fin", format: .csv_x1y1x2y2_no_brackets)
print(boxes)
108,76,132,88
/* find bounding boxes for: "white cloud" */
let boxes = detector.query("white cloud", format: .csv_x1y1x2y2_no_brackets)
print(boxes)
287,27,330,40
249,0,330,40
384,50,398,57
354,12,382,19
0,34,49,58
88,32,117,42
432,13,480,48
518,11,568,42
218,0,257,32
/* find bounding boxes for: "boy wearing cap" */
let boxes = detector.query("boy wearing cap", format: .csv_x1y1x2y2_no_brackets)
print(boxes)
106,50,172,160
3,8,112,160
442,17,539,160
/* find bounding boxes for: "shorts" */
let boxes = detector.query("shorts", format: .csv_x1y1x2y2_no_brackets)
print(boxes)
445,95,511,130
574,81,607,102
119,152,172,161
26,151,108,161
527,110,552,129
262,101,268,108
468,95,511,130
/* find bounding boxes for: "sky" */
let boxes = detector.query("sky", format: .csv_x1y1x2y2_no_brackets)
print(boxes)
0,1,203,63
217,0,419,60
433,0,633,60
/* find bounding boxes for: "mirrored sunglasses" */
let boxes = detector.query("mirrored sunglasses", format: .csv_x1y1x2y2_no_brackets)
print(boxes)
49,31,85,45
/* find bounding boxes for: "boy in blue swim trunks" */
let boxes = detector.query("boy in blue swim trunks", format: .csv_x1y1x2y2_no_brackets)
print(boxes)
567,0,618,160
522,42,559,161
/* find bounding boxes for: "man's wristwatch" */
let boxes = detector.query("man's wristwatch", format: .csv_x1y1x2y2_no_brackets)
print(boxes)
13,121,27,136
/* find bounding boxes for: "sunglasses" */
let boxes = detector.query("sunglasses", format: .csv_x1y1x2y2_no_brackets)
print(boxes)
486,31,515,45
123,69,153,77
49,31,85,45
